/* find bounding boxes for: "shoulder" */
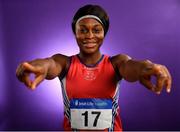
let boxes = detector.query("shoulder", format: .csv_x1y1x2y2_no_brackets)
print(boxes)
110,54,131,68
51,53,70,69
51,53,69,60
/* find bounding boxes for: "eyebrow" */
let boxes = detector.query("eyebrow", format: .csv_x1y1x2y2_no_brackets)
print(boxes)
79,24,102,28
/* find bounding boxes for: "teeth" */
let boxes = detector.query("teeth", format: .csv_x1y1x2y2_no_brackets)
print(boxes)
83,42,96,43
84,43,96,48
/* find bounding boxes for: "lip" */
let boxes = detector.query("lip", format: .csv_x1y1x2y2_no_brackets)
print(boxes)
83,42,97,48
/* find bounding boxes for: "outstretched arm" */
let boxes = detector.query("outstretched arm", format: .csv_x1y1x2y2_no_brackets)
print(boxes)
16,54,68,90
111,54,172,94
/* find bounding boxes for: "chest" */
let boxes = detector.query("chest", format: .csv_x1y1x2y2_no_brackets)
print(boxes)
65,60,118,99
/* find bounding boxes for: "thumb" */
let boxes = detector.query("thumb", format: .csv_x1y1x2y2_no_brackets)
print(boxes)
31,75,45,90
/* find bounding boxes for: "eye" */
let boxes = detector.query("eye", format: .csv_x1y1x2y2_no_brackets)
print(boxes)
80,28,88,34
93,28,102,34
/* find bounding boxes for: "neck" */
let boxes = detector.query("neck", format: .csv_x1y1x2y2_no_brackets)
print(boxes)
78,51,102,66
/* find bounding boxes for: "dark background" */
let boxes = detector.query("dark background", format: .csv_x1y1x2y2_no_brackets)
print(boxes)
0,0,180,130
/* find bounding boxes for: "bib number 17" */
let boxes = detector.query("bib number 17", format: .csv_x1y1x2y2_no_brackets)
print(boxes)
81,111,101,127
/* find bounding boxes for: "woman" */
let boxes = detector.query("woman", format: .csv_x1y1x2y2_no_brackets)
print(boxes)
16,4,171,131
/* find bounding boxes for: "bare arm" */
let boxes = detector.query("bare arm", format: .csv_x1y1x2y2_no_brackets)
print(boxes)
16,54,68,90
111,54,172,94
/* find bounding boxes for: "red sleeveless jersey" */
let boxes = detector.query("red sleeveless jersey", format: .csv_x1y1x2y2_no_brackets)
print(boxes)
59,55,122,131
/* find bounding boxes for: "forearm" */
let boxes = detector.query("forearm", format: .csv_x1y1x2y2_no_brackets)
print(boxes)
120,59,151,82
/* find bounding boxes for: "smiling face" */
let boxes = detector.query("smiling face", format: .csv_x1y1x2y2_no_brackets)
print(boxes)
75,18,104,55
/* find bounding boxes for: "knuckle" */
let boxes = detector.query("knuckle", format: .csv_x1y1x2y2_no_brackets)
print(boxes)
142,60,153,67
22,62,30,68
159,74,167,78
22,62,27,67
143,59,152,64
154,65,166,75
154,64,162,70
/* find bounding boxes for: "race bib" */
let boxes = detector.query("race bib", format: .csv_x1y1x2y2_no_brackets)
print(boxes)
70,98,112,130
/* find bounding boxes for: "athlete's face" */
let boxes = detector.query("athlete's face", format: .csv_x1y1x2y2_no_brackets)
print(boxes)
75,18,104,54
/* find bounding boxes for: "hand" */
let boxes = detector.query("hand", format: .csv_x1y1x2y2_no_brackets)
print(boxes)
16,62,47,90
139,60,172,94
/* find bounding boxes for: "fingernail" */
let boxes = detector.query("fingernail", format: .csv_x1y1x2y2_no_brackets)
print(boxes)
156,91,161,94
167,89,171,93
31,85,35,90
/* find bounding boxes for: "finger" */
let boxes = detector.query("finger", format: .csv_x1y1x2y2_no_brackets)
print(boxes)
23,73,32,88
155,74,166,94
16,62,33,82
16,64,21,77
141,65,154,75
16,64,26,82
140,77,156,92
31,75,45,90
143,64,165,94
142,64,162,77
22,62,40,73
163,66,172,93
164,78,172,93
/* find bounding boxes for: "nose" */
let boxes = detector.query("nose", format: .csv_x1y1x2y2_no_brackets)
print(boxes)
86,31,94,38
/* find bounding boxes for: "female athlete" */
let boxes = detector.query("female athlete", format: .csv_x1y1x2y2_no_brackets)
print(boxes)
16,4,172,131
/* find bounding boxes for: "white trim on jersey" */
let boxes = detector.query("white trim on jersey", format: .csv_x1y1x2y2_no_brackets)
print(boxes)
61,77,70,120
109,82,120,131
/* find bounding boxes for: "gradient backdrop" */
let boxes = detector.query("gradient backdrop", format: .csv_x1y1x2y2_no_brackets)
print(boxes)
1,0,180,130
